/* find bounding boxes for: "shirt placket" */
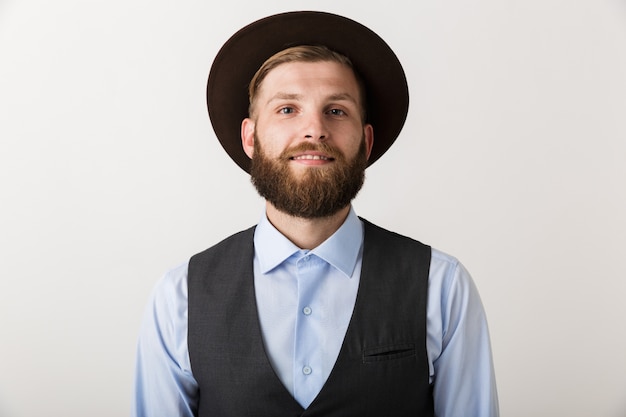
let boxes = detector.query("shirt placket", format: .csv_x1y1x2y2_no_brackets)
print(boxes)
293,251,326,408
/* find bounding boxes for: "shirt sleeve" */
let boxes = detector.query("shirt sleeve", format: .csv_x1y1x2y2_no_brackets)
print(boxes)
427,251,500,417
131,262,198,417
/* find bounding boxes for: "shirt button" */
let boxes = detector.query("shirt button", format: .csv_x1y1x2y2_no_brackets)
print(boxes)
302,366,312,375
303,255,310,261
303,306,312,316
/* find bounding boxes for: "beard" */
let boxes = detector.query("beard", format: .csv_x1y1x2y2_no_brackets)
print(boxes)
249,136,368,219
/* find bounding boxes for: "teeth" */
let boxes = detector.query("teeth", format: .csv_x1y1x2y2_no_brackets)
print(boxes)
293,155,330,160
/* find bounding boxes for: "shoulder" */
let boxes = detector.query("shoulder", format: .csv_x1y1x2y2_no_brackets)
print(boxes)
361,217,427,245
429,247,474,293
430,247,462,277
190,226,256,266
359,218,431,264
359,218,468,277
427,247,487,338
151,260,190,307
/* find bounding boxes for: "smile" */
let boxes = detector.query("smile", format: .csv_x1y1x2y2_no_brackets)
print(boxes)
290,154,335,161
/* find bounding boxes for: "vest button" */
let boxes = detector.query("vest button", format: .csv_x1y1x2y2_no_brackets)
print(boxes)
302,366,312,375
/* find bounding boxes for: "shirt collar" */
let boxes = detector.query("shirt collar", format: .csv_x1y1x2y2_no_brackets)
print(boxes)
254,206,364,278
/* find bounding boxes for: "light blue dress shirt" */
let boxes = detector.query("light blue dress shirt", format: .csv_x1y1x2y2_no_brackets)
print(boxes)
133,208,499,416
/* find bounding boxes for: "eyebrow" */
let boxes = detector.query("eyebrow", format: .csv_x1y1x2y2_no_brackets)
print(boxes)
266,92,301,105
266,92,359,105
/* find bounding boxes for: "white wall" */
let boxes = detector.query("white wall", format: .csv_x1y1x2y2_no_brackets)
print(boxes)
1,0,624,416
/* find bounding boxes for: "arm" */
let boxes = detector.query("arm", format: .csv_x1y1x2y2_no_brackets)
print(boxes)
428,251,499,417
132,262,198,417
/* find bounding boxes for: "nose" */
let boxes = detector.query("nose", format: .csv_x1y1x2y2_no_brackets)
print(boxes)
303,113,327,141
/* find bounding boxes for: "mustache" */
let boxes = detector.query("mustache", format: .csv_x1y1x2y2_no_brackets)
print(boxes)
278,142,344,161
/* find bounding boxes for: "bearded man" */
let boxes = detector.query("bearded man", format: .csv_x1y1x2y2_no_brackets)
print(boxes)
133,11,499,417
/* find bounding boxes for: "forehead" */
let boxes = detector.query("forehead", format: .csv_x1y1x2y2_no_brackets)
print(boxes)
259,60,361,94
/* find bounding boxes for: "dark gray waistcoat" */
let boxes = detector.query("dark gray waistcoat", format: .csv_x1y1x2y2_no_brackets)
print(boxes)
188,219,434,417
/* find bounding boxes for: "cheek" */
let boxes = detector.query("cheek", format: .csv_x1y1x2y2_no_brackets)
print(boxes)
254,133,286,159
339,127,368,155
256,124,296,153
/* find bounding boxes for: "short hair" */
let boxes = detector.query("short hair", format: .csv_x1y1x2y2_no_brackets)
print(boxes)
247,45,367,120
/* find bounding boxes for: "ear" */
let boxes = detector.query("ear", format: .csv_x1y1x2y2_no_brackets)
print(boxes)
241,118,255,159
364,123,374,160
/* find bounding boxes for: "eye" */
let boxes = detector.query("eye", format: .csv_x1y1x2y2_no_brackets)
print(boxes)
328,108,346,116
279,107,295,115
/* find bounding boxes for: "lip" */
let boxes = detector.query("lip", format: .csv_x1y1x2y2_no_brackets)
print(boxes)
289,151,335,164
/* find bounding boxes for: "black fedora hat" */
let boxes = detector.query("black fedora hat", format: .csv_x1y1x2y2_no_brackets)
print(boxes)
207,11,409,173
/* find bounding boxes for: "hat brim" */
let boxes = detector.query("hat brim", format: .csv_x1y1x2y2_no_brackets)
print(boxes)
207,11,409,173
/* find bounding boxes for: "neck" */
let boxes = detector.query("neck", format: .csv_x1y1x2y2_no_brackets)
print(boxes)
265,203,351,250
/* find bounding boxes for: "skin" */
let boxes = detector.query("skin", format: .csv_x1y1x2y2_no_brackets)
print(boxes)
241,61,374,249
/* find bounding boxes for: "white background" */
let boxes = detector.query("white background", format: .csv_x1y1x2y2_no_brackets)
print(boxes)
1,0,625,416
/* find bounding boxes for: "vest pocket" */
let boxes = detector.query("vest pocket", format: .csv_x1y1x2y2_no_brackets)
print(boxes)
362,343,416,363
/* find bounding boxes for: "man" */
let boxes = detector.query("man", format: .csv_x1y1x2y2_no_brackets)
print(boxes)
133,11,499,417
